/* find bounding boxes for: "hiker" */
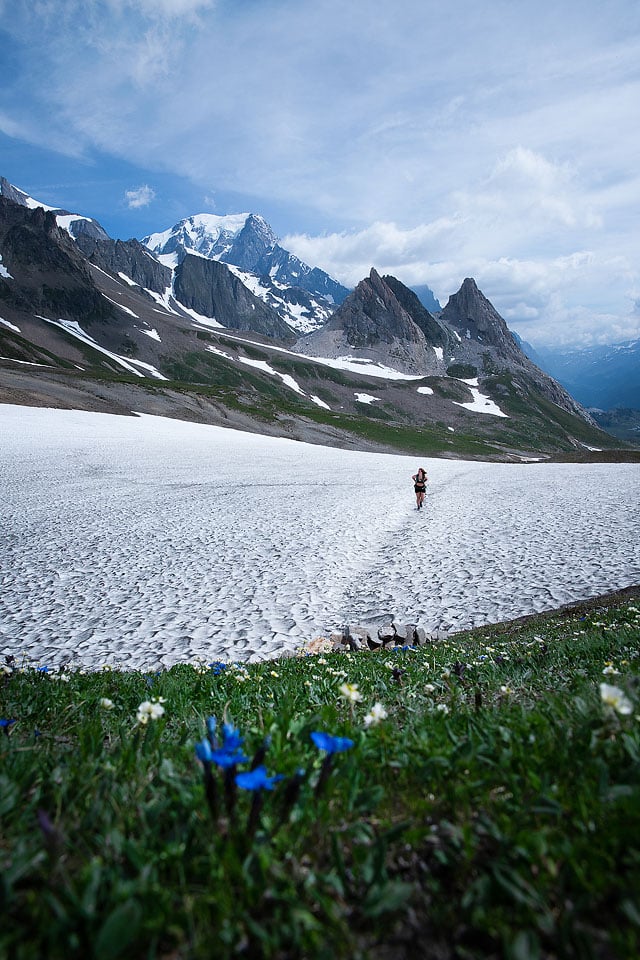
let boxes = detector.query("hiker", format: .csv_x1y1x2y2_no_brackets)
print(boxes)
412,466,428,510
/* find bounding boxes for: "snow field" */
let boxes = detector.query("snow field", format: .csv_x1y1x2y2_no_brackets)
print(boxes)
0,405,638,670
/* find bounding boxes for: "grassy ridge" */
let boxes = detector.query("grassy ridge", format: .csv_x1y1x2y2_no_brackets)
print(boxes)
2,593,640,959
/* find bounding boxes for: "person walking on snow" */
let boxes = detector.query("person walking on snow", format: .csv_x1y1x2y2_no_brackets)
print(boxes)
412,466,428,510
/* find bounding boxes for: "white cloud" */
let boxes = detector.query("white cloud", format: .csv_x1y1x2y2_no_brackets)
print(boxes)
3,0,640,346
124,184,156,208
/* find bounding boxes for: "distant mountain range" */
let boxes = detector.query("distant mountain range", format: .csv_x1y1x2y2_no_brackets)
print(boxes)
0,176,630,459
514,333,640,442
526,339,640,411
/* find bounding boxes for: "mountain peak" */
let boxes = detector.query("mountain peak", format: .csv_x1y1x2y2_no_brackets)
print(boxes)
442,277,513,348
297,270,448,375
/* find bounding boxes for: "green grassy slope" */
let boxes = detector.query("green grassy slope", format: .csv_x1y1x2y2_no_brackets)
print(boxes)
2,590,639,959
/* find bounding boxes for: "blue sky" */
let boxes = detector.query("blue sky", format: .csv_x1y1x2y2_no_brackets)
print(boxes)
1,0,639,347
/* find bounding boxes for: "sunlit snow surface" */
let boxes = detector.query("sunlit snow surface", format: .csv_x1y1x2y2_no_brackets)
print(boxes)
1,406,639,670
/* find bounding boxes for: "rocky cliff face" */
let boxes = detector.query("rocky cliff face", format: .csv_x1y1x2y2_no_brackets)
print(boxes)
439,277,591,418
0,197,114,326
0,176,110,242
173,255,297,342
74,235,172,297
439,278,524,363
382,275,454,350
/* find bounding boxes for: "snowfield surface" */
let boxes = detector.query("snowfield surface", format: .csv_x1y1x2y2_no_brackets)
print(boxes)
1,405,639,670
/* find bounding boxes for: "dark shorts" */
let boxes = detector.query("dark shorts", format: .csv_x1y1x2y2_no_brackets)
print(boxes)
414,484,425,493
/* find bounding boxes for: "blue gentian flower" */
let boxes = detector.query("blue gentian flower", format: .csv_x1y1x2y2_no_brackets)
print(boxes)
195,737,214,763
211,747,248,768
310,731,354,754
195,719,248,768
0,718,16,728
37,666,49,673
236,765,283,791
221,722,244,752
209,661,227,675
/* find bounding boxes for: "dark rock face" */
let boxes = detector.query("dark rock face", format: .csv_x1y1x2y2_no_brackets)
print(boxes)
221,214,278,272
64,217,111,243
383,275,453,349
335,269,421,347
74,235,172,295
0,197,114,326
0,177,110,242
0,176,34,206
438,278,592,418
440,278,523,361
173,256,297,342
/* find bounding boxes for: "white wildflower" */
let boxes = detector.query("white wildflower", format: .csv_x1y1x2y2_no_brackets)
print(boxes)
100,697,115,710
363,702,388,727
436,703,450,714
599,683,633,716
339,682,363,703
136,698,166,724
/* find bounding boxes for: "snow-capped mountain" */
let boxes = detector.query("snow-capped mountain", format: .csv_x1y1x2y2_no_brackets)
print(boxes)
0,176,626,457
143,211,350,333
144,212,261,264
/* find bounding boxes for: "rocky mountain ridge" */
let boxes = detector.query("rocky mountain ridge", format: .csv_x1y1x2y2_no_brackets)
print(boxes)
0,178,626,458
296,269,589,422
1,179,347,337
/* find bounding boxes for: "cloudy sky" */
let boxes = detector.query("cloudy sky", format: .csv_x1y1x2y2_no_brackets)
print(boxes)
1,0,639,347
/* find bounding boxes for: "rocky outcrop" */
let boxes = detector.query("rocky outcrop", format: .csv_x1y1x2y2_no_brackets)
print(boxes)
440,278,593,419
383,274,454,350
302,620,450,655
0,177,110,241
440,277,524,362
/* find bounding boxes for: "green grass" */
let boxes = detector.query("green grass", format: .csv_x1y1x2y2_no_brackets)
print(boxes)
2,593,640,959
